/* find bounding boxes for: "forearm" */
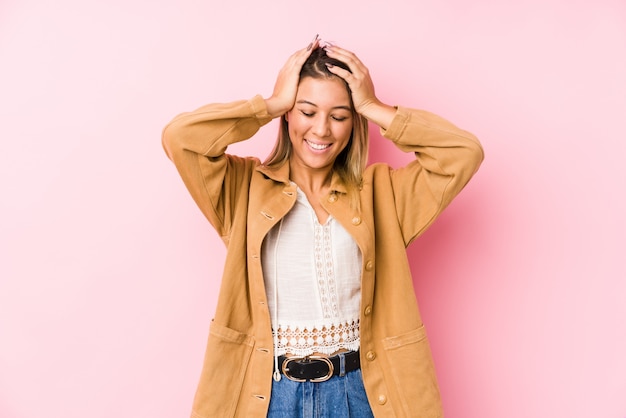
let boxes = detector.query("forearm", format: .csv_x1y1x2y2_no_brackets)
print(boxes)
385,106,484,204
162,95,272,160
384,106,484,178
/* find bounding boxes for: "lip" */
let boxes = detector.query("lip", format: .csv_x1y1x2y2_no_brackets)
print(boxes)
305,139,332,152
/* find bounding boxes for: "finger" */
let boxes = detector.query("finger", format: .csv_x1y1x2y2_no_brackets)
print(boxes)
293,34,319,64
324,45,363,68
327,54,366,84
284,36,319,72
306,33,320,51
324,61,354,82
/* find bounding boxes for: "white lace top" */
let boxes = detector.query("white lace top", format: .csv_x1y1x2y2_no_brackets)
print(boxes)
261,186,362,356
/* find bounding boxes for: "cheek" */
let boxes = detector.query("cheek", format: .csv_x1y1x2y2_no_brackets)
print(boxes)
285,112,297,142
334,124,353,143
287,112,305,135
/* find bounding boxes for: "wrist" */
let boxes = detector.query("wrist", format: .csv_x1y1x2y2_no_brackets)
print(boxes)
264,96,291,119
358,101,396,130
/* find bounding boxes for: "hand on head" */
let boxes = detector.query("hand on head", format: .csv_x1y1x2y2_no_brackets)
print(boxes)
322,44,379,117
265,35,394,128
265,34,321,118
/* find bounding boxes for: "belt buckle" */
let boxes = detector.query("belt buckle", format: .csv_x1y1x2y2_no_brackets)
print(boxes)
281,355,334,383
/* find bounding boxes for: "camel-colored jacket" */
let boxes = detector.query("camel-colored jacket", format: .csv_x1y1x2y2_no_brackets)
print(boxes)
162,95,483,417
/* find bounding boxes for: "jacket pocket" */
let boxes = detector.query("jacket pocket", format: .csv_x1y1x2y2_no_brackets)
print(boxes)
191,321,255,418
382,325,443,418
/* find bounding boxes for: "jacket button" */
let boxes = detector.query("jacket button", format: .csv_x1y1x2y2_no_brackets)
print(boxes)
378,394,387,405
351,216,361,225
365,260,374,271
366,351,376,361
364,306,372,316
328,193,338,203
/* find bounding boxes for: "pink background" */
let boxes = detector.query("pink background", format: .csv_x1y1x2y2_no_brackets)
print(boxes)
1,0,625,417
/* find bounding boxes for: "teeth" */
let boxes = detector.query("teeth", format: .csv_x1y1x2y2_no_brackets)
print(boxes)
306,140,330,150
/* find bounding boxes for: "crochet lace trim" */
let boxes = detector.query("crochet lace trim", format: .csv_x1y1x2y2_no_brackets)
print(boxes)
273,319,360,356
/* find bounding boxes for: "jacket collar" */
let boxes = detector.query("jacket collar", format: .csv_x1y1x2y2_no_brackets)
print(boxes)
255,162,348,194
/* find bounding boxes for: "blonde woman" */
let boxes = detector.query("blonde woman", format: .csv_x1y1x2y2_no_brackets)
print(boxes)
162,35,484,417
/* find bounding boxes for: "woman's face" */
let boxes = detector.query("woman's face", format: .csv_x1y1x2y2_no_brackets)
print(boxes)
286,76,353,174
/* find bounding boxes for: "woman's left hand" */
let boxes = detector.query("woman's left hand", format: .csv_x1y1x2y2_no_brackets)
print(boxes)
324,45,396,129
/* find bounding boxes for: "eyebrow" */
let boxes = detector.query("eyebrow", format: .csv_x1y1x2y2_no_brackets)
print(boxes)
296,100,352,111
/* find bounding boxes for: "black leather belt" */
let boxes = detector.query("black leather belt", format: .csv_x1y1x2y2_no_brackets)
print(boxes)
278,351,360,382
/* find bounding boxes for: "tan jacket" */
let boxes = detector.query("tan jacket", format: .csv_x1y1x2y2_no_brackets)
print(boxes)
162,95,483,417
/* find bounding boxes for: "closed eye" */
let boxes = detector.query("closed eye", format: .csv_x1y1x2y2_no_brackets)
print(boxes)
299,110,349,121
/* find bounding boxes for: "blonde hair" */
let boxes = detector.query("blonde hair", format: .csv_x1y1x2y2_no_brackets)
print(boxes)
263,48,369,209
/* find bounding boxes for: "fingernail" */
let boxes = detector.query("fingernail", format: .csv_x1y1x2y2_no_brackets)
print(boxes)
307,34,319,51
306,33,320,51
325,63,334,68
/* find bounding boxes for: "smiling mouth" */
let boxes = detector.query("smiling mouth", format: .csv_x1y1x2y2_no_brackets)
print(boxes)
305,139,331,150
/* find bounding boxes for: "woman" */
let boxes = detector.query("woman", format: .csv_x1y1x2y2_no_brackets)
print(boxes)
162,35,483,418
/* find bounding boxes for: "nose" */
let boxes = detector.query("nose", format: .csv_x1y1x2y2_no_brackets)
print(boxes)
311,115,331,138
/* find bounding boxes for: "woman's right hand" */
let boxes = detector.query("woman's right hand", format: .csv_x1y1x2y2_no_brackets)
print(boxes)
265,35,319,118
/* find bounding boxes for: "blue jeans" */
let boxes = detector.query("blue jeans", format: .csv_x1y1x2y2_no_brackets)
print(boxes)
267,367,374,418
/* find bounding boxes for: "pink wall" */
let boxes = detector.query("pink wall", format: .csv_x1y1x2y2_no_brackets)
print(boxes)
1,0,625,417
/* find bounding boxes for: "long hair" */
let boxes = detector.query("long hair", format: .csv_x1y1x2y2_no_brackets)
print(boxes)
263,47,369,208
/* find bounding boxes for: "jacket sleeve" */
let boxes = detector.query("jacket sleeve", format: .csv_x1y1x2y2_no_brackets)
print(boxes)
161,95,273,240
381,106,484,245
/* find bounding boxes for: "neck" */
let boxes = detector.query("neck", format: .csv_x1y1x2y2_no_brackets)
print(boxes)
289,161,333,194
